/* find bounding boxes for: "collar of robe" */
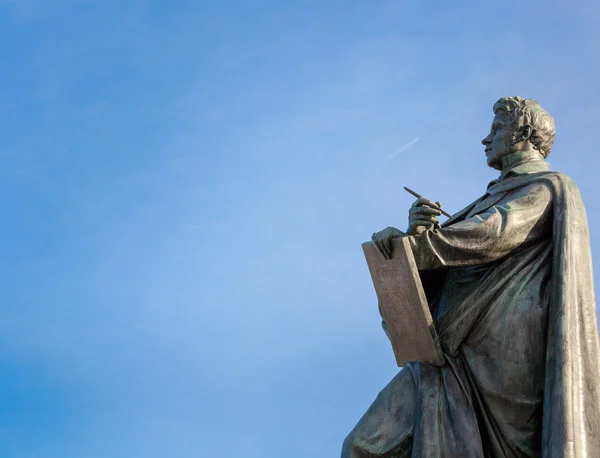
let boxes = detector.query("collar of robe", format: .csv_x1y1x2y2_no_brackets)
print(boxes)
486,152,551,189
500,150,548,178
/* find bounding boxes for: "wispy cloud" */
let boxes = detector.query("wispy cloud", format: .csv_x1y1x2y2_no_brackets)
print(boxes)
381,137,420,163
367,136,420,172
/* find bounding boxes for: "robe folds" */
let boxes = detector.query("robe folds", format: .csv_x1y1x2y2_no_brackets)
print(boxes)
343,169,600,458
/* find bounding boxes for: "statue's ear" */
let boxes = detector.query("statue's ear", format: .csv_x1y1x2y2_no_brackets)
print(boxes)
520,125,533,141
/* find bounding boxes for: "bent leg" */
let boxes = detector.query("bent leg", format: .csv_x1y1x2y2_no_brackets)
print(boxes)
341,366,417,458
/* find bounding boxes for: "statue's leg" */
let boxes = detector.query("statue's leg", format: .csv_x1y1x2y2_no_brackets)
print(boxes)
341,366,416,458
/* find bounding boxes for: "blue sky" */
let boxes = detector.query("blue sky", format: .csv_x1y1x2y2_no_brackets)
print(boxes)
1,1,599,457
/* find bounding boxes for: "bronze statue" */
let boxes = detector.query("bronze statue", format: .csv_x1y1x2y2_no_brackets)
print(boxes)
342,97,600,457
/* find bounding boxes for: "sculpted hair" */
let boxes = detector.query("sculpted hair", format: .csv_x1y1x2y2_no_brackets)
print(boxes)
493,96,556,158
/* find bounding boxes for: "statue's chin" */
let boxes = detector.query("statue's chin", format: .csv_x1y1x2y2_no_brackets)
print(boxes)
486,156,501,170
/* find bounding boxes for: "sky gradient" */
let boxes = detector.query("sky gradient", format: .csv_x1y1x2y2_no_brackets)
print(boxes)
1,1,600,457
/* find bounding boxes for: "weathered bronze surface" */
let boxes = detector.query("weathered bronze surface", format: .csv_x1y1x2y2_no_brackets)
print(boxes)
343,97,600,457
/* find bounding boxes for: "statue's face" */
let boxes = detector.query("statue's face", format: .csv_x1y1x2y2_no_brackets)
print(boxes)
481,113,514,170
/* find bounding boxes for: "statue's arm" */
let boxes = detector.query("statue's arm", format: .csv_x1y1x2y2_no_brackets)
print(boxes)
371,197,443,259
408,182,553,270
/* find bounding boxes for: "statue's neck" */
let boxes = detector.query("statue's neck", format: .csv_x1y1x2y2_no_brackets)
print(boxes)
501,150,545,176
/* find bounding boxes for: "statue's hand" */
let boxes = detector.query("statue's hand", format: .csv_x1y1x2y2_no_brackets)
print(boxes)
408,197,442,235
371,227,404,259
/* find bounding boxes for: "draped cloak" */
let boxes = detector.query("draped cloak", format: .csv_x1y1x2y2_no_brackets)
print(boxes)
343,164,600,457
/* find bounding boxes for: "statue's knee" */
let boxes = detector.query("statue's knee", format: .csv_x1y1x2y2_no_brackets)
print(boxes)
341,432,358,458
341,431,371,458
342,428,411,458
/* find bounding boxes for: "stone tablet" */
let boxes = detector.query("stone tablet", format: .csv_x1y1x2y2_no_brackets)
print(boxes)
362,237,445,367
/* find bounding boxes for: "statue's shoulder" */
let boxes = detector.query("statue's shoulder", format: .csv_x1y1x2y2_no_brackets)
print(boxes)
540,170,572,181
536,171,580,191
493,171,581,202
532,171,587,206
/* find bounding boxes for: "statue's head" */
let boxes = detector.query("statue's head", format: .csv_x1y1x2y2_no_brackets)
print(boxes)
481,96,556,170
